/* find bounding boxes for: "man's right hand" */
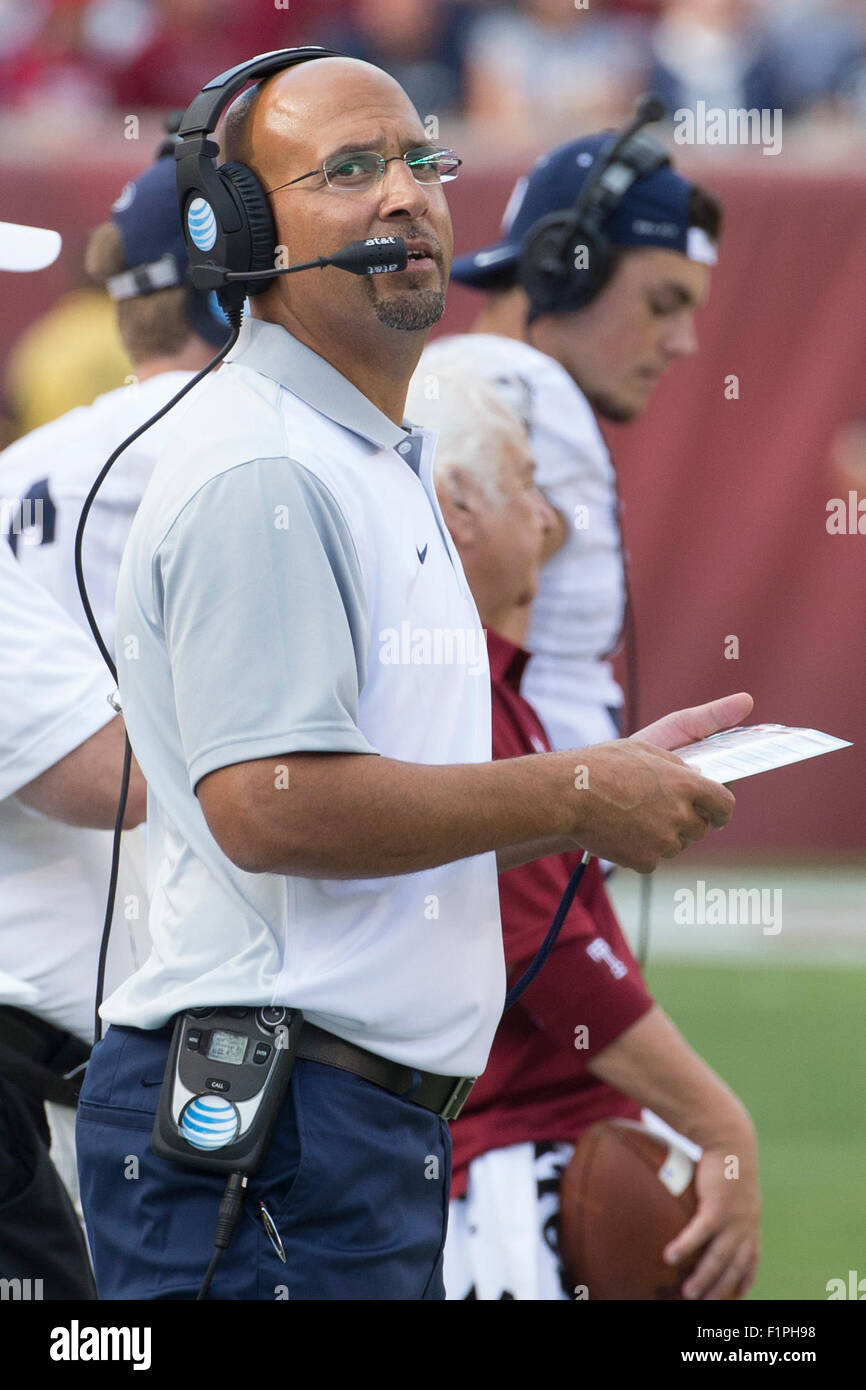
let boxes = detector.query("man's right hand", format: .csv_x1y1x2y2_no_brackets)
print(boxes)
199,737,734,881
556,739,735,872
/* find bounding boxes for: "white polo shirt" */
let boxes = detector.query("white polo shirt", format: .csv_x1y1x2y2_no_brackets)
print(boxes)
0,540,134,1041
421,333,626,750
105,317,505,1077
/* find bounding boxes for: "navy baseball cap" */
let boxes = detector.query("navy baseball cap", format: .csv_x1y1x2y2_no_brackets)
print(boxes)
451,134,718,292
108,154,231,347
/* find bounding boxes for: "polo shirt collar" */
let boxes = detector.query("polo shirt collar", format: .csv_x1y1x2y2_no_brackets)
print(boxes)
486,625,531,693
227,316,417,455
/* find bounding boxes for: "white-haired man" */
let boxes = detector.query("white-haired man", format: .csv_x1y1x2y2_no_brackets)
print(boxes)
405,361,760,1302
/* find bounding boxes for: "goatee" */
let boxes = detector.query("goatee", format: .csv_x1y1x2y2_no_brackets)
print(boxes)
365,283,446,331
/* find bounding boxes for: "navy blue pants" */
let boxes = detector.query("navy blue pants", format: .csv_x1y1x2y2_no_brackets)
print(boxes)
76,1025,451,1300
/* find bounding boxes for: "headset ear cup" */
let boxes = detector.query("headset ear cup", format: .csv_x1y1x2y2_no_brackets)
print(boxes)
517,211,573,311
519,211,611,319
580,233,615,307
219,161,278,296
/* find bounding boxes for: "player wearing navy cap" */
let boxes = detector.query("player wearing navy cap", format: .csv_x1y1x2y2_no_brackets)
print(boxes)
425,123,722,753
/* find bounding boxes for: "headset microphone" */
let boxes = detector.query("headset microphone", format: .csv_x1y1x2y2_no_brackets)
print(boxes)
325,236,408,276
193,235,408,288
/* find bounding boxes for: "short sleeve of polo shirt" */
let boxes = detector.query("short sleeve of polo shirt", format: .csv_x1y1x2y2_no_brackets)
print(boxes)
0,541,116,800
154,456,379,791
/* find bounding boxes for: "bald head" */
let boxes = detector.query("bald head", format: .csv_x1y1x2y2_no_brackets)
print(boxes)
221,57,415,186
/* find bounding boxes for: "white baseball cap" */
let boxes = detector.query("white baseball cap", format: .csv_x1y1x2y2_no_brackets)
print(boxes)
0,220,62,272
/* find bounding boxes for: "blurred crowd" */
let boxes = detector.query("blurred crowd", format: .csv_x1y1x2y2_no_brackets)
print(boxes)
3,0,866,131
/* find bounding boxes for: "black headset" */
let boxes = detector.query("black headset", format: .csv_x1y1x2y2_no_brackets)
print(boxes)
518,97,670,322
175,47,344,321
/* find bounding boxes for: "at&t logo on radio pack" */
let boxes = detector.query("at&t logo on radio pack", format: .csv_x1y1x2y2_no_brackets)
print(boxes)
180,1093,239,1150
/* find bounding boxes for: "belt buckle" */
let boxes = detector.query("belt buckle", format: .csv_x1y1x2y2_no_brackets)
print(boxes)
440,1075,475,1121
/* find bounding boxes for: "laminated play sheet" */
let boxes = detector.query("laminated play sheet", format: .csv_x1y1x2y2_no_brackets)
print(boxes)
673,724,852,783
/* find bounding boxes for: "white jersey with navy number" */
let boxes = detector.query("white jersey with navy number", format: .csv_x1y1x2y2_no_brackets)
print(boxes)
0,540,143,1042
0,375,190,1042
106,317,505,1078
421,334,626,750
0,371,194,657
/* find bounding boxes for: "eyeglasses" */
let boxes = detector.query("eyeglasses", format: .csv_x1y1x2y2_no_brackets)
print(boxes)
266,146,462,195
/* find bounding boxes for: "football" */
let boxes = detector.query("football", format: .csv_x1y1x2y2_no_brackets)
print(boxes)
558,1118,702,1300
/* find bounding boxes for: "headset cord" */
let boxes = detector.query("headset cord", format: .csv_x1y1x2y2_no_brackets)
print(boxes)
92,731,133,1043
74,317,242,1044
503,851,591,1011
196,1170,248,1300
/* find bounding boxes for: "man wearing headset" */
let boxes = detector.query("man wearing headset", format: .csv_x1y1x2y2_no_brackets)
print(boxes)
0,219,147,1298
423,124,722,753
75,51,744,1301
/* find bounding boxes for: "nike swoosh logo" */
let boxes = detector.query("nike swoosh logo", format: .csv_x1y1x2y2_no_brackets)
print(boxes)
416,544,428,564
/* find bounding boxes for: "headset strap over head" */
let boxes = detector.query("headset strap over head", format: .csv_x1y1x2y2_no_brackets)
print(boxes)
177,47,343,140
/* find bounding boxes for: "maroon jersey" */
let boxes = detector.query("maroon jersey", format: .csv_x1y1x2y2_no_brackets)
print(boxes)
450,628,653,1198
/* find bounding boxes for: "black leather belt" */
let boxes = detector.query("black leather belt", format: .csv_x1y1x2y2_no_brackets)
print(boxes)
145,1014,476,1123
295,1021,475,1122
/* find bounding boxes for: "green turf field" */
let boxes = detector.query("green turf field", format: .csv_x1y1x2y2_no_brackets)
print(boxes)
646,961,866,1301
